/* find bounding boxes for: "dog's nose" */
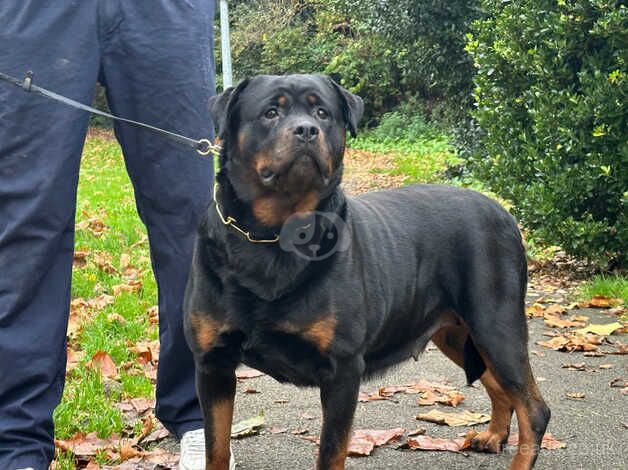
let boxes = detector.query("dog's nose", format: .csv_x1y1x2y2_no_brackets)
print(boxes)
293,122,320,143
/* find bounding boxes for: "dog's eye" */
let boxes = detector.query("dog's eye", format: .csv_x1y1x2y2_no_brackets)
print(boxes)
316,108,329,119
265,108,279,119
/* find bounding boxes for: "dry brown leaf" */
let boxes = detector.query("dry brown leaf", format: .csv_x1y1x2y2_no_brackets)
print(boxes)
544,315,585,328
416,409,490,427
55,431,119,456
405,435,466,453
66,347,84,374
74,250,89,268
236,367,265,379
107,312,127,324
526,304,545,318
269,426,288,434
561,362,586,371
89,294,115,310
544,304,567,316
565,392,585,400
87,351,118,379
119,441,144,460
578,296,624,309
508,432,566,450
93,251,118,274
112,280,142,296
418,390,465,407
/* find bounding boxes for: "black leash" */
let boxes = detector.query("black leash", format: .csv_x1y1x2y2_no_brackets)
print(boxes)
0,70,220,156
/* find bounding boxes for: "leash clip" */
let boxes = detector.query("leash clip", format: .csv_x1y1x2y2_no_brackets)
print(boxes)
22,71,33,92
196,138,221,157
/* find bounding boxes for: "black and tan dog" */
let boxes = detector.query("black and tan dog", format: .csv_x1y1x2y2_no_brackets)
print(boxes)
183,74,550,470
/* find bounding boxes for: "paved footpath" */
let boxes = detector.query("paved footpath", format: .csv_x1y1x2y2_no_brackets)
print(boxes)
228,301,626,470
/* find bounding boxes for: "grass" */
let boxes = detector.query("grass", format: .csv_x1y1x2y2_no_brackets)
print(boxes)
580,274,628,304
52,132,158,466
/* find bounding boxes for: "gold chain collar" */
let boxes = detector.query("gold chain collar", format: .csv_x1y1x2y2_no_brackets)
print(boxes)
213,182,281,244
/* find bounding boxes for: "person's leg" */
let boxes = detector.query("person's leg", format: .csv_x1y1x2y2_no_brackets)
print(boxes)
0,2,100,468
99,0,216,437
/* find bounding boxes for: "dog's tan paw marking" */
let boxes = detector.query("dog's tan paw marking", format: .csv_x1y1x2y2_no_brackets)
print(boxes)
471,430,508,453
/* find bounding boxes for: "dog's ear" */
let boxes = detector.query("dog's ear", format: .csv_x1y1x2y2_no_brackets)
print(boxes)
208,78,250,138
327,78,364,137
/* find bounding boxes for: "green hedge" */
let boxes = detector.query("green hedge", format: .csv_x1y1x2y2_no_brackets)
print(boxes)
468,0,627,267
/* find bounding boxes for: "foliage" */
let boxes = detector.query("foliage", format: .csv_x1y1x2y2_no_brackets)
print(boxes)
341,0,482,109
221,0,481,121
468,0,628,267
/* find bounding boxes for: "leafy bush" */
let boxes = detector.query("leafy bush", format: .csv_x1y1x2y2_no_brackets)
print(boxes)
468,0,627,267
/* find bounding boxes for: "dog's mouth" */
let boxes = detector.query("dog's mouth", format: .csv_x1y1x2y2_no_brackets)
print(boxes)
257,152,330,189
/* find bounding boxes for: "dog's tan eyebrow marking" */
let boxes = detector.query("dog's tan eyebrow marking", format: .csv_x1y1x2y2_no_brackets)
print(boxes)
307,94,319,105
277,95,287,107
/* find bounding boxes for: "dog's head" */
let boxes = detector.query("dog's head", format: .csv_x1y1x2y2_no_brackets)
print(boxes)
209,74,363,226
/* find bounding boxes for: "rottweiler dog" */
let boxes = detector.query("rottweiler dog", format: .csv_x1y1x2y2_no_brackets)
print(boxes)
183,74,550,470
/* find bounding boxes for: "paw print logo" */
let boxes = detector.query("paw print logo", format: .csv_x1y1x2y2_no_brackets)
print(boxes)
279,211,350,260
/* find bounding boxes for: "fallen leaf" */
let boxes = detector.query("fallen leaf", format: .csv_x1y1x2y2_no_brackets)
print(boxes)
348,428,404,457
405,435,466,453
243,388,259,394
74,250,89,268
526,304,545,318
55,431,119,456
231,411,264,438
578,296,623,309
561,362,586,371
565,392,585,400
87,351,118,379
416,409,491,427
545,304,567,316
236,367,265,380
107,312,127,324
418,390,465,407
119,441,143,460
544,315,585,328
112,280,142,296
93,251,118,274
87,294,115,311
269,426,288,434
508,432,566,450
574,322,623,337
599,364,613,369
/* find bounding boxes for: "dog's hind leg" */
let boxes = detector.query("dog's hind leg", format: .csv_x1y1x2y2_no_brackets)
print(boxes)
196,365,236,470
317,356,364,470
432,321,513,453
464,297,551,470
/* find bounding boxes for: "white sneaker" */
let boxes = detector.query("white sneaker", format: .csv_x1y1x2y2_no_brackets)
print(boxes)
179,428,236,470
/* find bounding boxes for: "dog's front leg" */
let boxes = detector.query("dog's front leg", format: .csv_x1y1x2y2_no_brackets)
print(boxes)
196,365,236,470
317,357,364,470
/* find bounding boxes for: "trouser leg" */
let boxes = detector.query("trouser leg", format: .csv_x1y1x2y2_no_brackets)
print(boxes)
0,2,100,468
99,0,216,438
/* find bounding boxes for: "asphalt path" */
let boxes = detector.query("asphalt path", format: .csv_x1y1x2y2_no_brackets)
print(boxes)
229,306,627,470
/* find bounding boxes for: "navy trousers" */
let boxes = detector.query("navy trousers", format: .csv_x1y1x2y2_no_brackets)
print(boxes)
0,1,216,468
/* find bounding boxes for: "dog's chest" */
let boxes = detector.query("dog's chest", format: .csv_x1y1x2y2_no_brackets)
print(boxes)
216,290,340,385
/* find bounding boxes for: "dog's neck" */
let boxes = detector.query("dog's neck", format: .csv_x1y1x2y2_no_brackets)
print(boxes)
214,167,346,242
208,167,347,301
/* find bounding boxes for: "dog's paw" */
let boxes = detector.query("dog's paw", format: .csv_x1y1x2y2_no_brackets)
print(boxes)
470,430,508,453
